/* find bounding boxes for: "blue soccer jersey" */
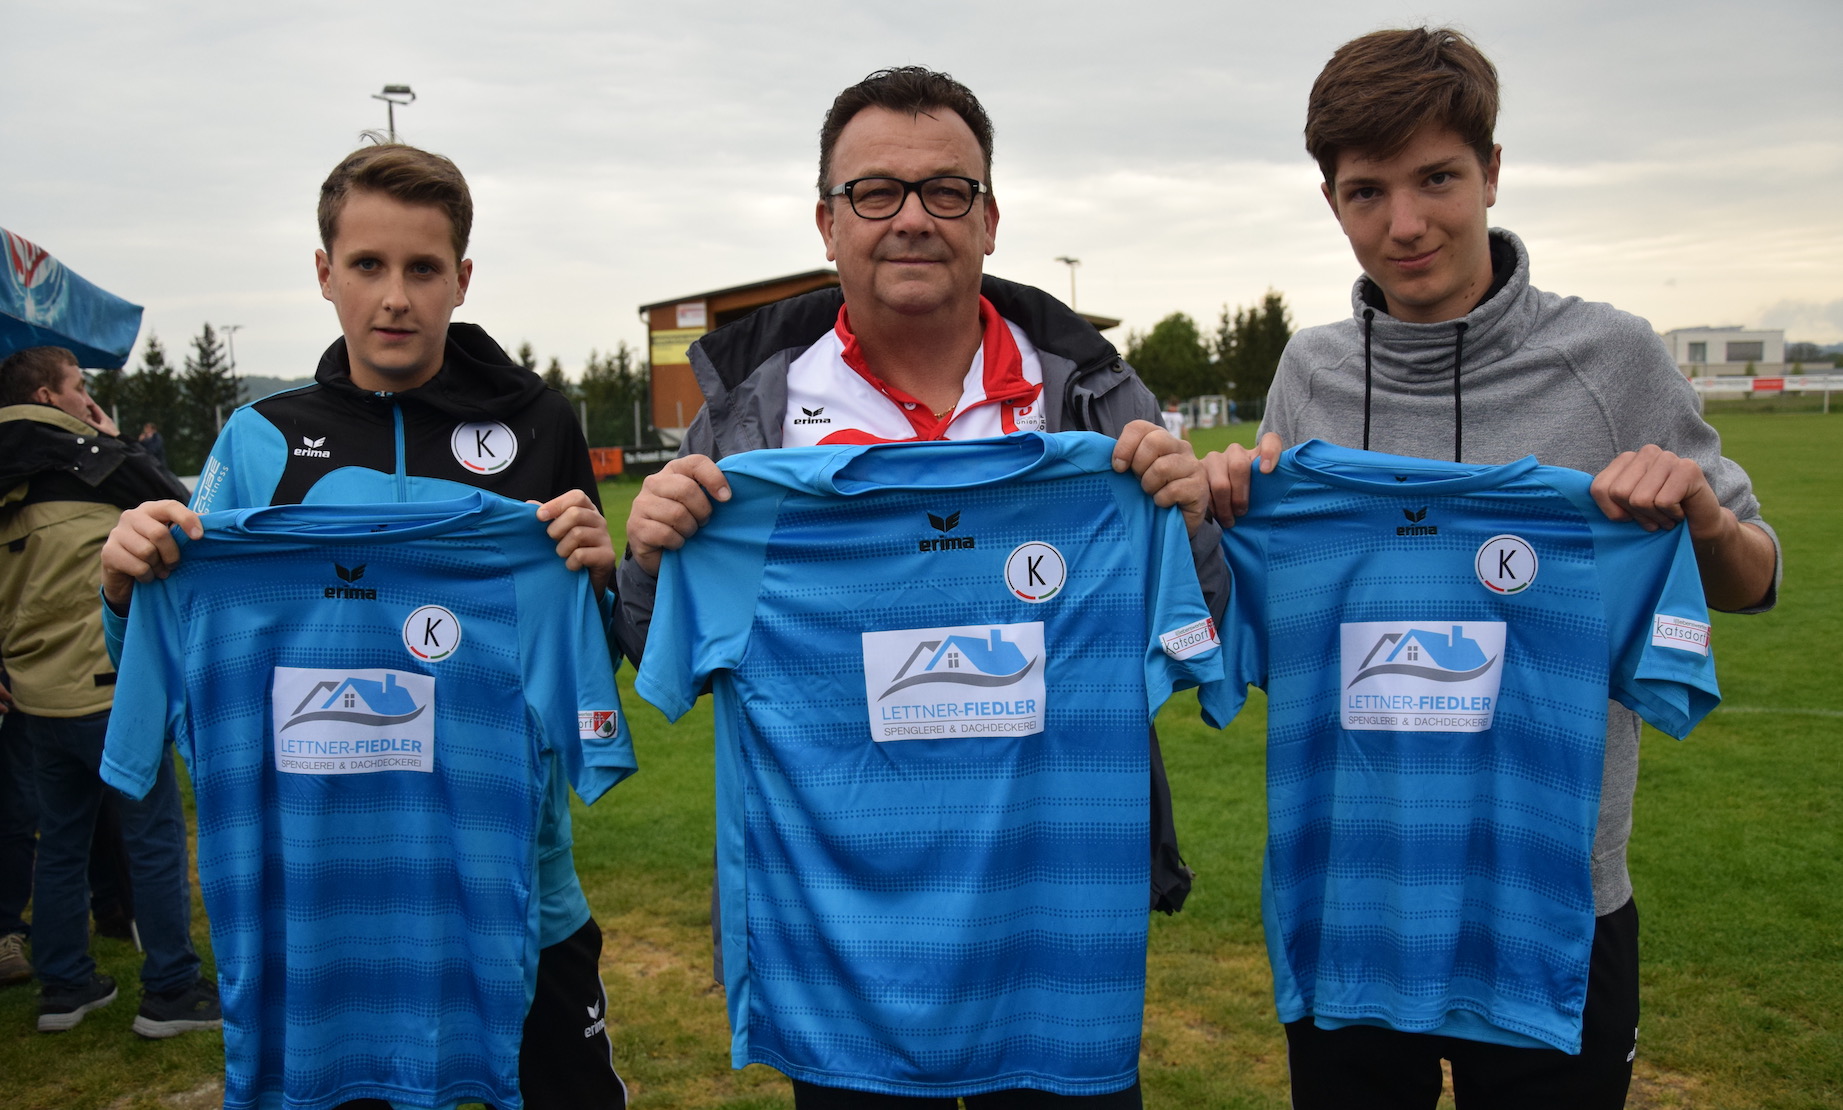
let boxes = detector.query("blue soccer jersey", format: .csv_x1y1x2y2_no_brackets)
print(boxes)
101,493,635,1110
636,431,1223,1098
1213,440,1720,1053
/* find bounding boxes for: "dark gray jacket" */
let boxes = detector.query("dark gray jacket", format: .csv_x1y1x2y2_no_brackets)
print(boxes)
615,274,1229,663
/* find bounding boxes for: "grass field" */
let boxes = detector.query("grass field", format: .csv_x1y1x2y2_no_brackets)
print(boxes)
2,413,1835,1109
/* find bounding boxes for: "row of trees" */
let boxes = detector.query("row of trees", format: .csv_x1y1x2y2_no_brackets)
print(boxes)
87,324,239,477
520,341,657,450
1125,291,1293,421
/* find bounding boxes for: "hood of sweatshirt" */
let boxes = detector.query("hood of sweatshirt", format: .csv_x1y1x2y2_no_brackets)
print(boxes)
1349,229,1533,384
313,321,550,418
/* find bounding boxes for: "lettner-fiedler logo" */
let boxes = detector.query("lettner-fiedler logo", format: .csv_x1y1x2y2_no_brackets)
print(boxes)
1397,507,1439,537
325,563,377,600
293,435,330,459
919,509,975,553
793,405,831,426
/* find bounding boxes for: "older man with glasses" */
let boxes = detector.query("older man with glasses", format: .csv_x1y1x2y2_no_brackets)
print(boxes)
617,66,1226,1110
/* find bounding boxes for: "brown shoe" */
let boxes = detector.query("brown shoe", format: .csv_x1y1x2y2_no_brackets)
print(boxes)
0,932,31,986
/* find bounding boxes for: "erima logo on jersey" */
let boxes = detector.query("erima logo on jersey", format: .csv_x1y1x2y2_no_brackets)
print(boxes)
1396,506,1438,536
271,668,435,775
1652,614,1711,656
1339,621,1507,733
325,563,376,600
792,406,831,425
861,622,1047,741
293,435,331,459
920,509,975,552
583,998,607,1039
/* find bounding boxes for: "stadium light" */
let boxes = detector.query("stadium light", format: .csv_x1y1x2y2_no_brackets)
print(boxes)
371,85,416,142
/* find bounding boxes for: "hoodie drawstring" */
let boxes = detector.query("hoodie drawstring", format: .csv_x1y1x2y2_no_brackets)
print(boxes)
1361,310,1468,463
1361,309,1375,451
1452,321,1467,463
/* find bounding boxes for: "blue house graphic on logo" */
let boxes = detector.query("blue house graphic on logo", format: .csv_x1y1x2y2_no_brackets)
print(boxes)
322,673,420,715
282,672,426,730
1384,626,1487,672
924,630,1029,677
881,629,1039,697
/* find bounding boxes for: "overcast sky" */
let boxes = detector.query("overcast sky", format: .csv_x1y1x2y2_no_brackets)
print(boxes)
4,0,1839,381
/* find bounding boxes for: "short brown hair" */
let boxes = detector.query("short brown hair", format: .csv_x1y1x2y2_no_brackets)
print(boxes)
317,143,473,264
0,346,78,407
818,66,995,195
1305,26,1499,184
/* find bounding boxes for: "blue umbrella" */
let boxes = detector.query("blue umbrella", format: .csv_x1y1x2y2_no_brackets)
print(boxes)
2,227,143,369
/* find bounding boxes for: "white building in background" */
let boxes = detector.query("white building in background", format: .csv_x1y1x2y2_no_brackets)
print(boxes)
1659,327,1785,375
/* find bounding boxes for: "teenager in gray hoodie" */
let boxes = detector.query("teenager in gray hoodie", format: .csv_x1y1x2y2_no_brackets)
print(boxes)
1203,26,1779,1109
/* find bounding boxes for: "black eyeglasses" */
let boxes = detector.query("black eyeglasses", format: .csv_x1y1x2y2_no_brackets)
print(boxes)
825,176,989,220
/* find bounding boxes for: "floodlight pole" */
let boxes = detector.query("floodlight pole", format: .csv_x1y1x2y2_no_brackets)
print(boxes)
371,85,417,142
1055,256,1081,311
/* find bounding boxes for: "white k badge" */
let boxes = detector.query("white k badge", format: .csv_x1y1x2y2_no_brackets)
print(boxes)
861,622,1046,742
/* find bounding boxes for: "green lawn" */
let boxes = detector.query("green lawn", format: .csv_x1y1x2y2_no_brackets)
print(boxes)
2,413,1834,1109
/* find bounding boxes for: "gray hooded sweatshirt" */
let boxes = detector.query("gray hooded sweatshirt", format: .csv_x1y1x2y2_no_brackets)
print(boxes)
1262,227,1780,916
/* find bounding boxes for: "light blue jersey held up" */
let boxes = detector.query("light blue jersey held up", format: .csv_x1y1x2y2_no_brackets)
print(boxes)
637,431,1224,1098
103,493,635,1110
1213,440,1720,1054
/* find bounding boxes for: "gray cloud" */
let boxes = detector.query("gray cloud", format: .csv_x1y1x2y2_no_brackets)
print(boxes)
2,0,1838,383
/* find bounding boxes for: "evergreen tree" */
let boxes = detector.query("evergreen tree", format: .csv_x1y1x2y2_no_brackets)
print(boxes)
1125,312,1217,404
542,356,577,402
516,341,538,372
126,334,183,454
1213,290,1293,422
175,323,241,474
579,341,650,447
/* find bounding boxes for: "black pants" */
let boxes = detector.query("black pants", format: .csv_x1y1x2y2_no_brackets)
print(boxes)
1284,897,1641,1110
791,1078,1142,1109
339,916,626,1109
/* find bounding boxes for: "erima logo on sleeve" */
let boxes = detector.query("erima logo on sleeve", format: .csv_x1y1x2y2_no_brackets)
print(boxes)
270,668,435,775
1339,621,1507,733
861,623,1046,741
1652,614,1711,656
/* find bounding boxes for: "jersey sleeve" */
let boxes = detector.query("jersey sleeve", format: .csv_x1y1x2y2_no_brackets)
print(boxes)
104,416,277,662
100,572,189,799
189,407,286,514
508,511,636,805
1137,497,1226,721
1591,515,1722,739
632,475,781,722
1206,474,1290,729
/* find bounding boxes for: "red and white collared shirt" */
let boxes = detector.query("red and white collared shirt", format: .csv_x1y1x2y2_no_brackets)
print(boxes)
782,297,1047,447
